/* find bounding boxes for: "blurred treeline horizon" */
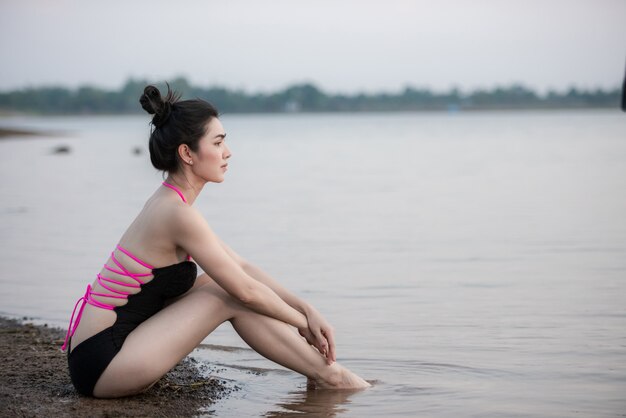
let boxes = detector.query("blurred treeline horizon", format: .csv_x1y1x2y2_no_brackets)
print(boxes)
0,77,620,115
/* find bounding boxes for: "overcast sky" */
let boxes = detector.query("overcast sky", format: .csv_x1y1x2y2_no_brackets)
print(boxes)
1,0,624,94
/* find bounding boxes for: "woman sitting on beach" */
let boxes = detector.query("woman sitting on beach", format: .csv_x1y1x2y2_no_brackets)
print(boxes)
61,84,370,398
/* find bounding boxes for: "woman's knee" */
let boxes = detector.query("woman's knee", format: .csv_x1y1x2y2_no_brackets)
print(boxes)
182,280,242,320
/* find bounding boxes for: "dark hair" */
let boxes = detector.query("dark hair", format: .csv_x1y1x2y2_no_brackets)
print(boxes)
140,84,219,173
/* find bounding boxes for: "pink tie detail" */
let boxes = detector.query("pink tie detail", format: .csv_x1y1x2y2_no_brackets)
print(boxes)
61,245,154,351
61,182,193,352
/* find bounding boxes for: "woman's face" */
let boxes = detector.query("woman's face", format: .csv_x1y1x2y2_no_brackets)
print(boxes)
191,118,231,183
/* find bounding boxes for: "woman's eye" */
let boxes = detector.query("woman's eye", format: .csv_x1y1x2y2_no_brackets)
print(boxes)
215,142,222,146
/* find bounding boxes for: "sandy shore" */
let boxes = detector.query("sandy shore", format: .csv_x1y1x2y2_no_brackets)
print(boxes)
0,316,233,417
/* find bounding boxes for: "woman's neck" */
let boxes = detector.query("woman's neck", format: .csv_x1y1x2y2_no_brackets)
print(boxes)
164,174,205,205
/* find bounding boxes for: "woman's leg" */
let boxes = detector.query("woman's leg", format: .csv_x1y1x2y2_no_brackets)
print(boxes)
229,304,369,389
92,276,236,397
93,275,368,398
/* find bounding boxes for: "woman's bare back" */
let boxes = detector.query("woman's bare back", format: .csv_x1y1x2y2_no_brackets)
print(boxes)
68,186,192,351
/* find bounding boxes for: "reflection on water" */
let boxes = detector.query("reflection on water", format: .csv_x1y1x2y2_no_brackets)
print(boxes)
1,111,626,417
265,387,364,418
192,343,378,417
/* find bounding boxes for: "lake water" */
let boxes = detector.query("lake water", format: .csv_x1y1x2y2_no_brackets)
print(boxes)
1,110,625,417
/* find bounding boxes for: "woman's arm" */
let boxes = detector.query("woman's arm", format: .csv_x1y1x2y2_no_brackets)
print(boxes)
172,206,308,330
218,238,313,315
219,238,336,364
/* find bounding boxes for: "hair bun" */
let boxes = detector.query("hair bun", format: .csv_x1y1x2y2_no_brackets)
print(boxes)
140,84,180,128
139,85,162,115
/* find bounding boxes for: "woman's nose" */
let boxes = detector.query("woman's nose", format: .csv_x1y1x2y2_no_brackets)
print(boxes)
224,143,232,159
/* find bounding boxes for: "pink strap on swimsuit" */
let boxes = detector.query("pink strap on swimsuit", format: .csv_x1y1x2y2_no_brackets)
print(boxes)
162,181,188,203
61,182,191,351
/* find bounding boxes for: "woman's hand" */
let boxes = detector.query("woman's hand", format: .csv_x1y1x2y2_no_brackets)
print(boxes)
300,309,336,365
298,327,324,352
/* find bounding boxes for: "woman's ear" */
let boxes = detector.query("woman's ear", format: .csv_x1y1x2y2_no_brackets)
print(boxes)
177,144,193,165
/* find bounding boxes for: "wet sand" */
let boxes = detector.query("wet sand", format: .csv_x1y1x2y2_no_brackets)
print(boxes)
0,316,233,417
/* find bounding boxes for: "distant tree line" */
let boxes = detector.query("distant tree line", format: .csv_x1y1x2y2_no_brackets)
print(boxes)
0,77,620,114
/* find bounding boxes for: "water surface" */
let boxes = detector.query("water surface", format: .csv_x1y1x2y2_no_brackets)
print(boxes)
1,110,625,417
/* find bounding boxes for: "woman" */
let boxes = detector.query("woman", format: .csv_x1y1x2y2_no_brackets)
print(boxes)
61,85,370,398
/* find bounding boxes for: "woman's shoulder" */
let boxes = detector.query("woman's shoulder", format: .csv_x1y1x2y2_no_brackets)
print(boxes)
168,203,221,253
164,201,211,233
140,191,206,231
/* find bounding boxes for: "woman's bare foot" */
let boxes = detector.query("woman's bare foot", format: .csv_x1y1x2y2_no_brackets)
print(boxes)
314,364,371,390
